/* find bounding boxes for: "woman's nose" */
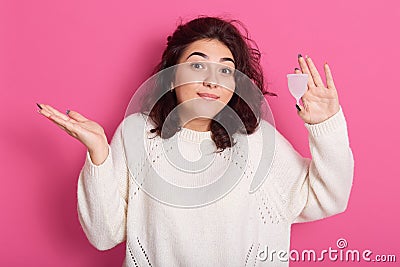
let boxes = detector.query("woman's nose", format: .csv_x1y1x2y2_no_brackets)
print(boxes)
203,80,218,88
203,68,219,88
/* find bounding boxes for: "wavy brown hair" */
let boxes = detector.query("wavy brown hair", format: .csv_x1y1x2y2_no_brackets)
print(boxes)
140,16,276,152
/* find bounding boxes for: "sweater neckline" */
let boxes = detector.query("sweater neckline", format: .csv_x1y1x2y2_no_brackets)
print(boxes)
178,127,212,143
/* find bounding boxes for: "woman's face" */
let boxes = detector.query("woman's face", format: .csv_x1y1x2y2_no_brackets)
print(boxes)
172,39,236,125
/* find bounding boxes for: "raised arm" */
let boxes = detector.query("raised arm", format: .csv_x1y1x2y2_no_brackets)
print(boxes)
283,54,354,223
37,103,129,250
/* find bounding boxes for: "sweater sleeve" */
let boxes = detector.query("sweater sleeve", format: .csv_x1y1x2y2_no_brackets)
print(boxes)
77,119,129,250
271,107,354,224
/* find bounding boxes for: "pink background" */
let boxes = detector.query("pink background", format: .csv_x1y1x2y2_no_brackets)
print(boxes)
1,0,399,266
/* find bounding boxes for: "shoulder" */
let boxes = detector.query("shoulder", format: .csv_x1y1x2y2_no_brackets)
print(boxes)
110,112,157,146
243,118,307,174
242,119,291,153
118,112,156,133
121,112,148,126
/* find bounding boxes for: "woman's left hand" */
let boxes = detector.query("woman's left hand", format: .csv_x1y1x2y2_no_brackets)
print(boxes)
295,55,340,124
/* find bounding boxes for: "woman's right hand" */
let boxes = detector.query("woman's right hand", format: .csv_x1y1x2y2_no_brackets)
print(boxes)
37,103,109,165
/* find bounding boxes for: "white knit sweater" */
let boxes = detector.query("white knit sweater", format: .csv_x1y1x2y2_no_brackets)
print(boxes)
77,107,354,267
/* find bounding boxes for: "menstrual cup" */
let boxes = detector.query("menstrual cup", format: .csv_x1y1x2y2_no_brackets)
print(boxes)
287,73,308,105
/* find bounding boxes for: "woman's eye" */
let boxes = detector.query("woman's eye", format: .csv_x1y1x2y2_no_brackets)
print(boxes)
191,62,205,69
220,67,233,75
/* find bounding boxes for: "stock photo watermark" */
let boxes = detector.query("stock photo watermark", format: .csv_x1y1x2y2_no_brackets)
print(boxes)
257,238,397,263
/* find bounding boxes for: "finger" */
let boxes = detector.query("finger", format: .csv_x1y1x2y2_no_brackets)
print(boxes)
305,56,325,88
38,106,53,118
298,55,315,88
37,107,77,136
293,68,305,111
39,105,79,128
67,110,88,122
41,110,73,134
42,104,72,121
296,101,306,117
38,104,80,126
38,103,67,120
324,63,336,90
297,97,312,122
37,103,57,117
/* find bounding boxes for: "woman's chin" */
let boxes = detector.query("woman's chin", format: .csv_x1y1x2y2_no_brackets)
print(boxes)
177,100,224,120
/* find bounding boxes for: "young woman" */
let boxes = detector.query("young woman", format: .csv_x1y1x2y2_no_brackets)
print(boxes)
37,16,354,266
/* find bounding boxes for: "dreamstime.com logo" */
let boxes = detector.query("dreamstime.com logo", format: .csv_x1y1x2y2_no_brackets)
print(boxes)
257,238,397,263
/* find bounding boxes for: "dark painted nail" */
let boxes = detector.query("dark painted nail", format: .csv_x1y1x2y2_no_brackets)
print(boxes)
298,54,302,58
294,67,300,71
296,104,301,111
36,103,42,110
66,109,70,115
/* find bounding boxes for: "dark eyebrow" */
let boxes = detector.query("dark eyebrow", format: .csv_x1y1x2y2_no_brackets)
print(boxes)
186,52,208,60
220,57,235,64
186,52,235,65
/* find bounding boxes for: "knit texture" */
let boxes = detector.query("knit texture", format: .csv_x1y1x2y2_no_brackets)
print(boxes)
77,107,354,267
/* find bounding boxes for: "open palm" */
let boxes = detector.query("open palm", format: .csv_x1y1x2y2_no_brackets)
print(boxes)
295,55,340,124
37,104,108,159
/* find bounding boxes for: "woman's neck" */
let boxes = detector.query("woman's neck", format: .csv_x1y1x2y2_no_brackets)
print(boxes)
181,118,211,132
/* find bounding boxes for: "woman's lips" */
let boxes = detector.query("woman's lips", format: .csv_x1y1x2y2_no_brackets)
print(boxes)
197,92,220,100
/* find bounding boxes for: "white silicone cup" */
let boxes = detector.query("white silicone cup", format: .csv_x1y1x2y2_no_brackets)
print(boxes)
287,73,308,105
